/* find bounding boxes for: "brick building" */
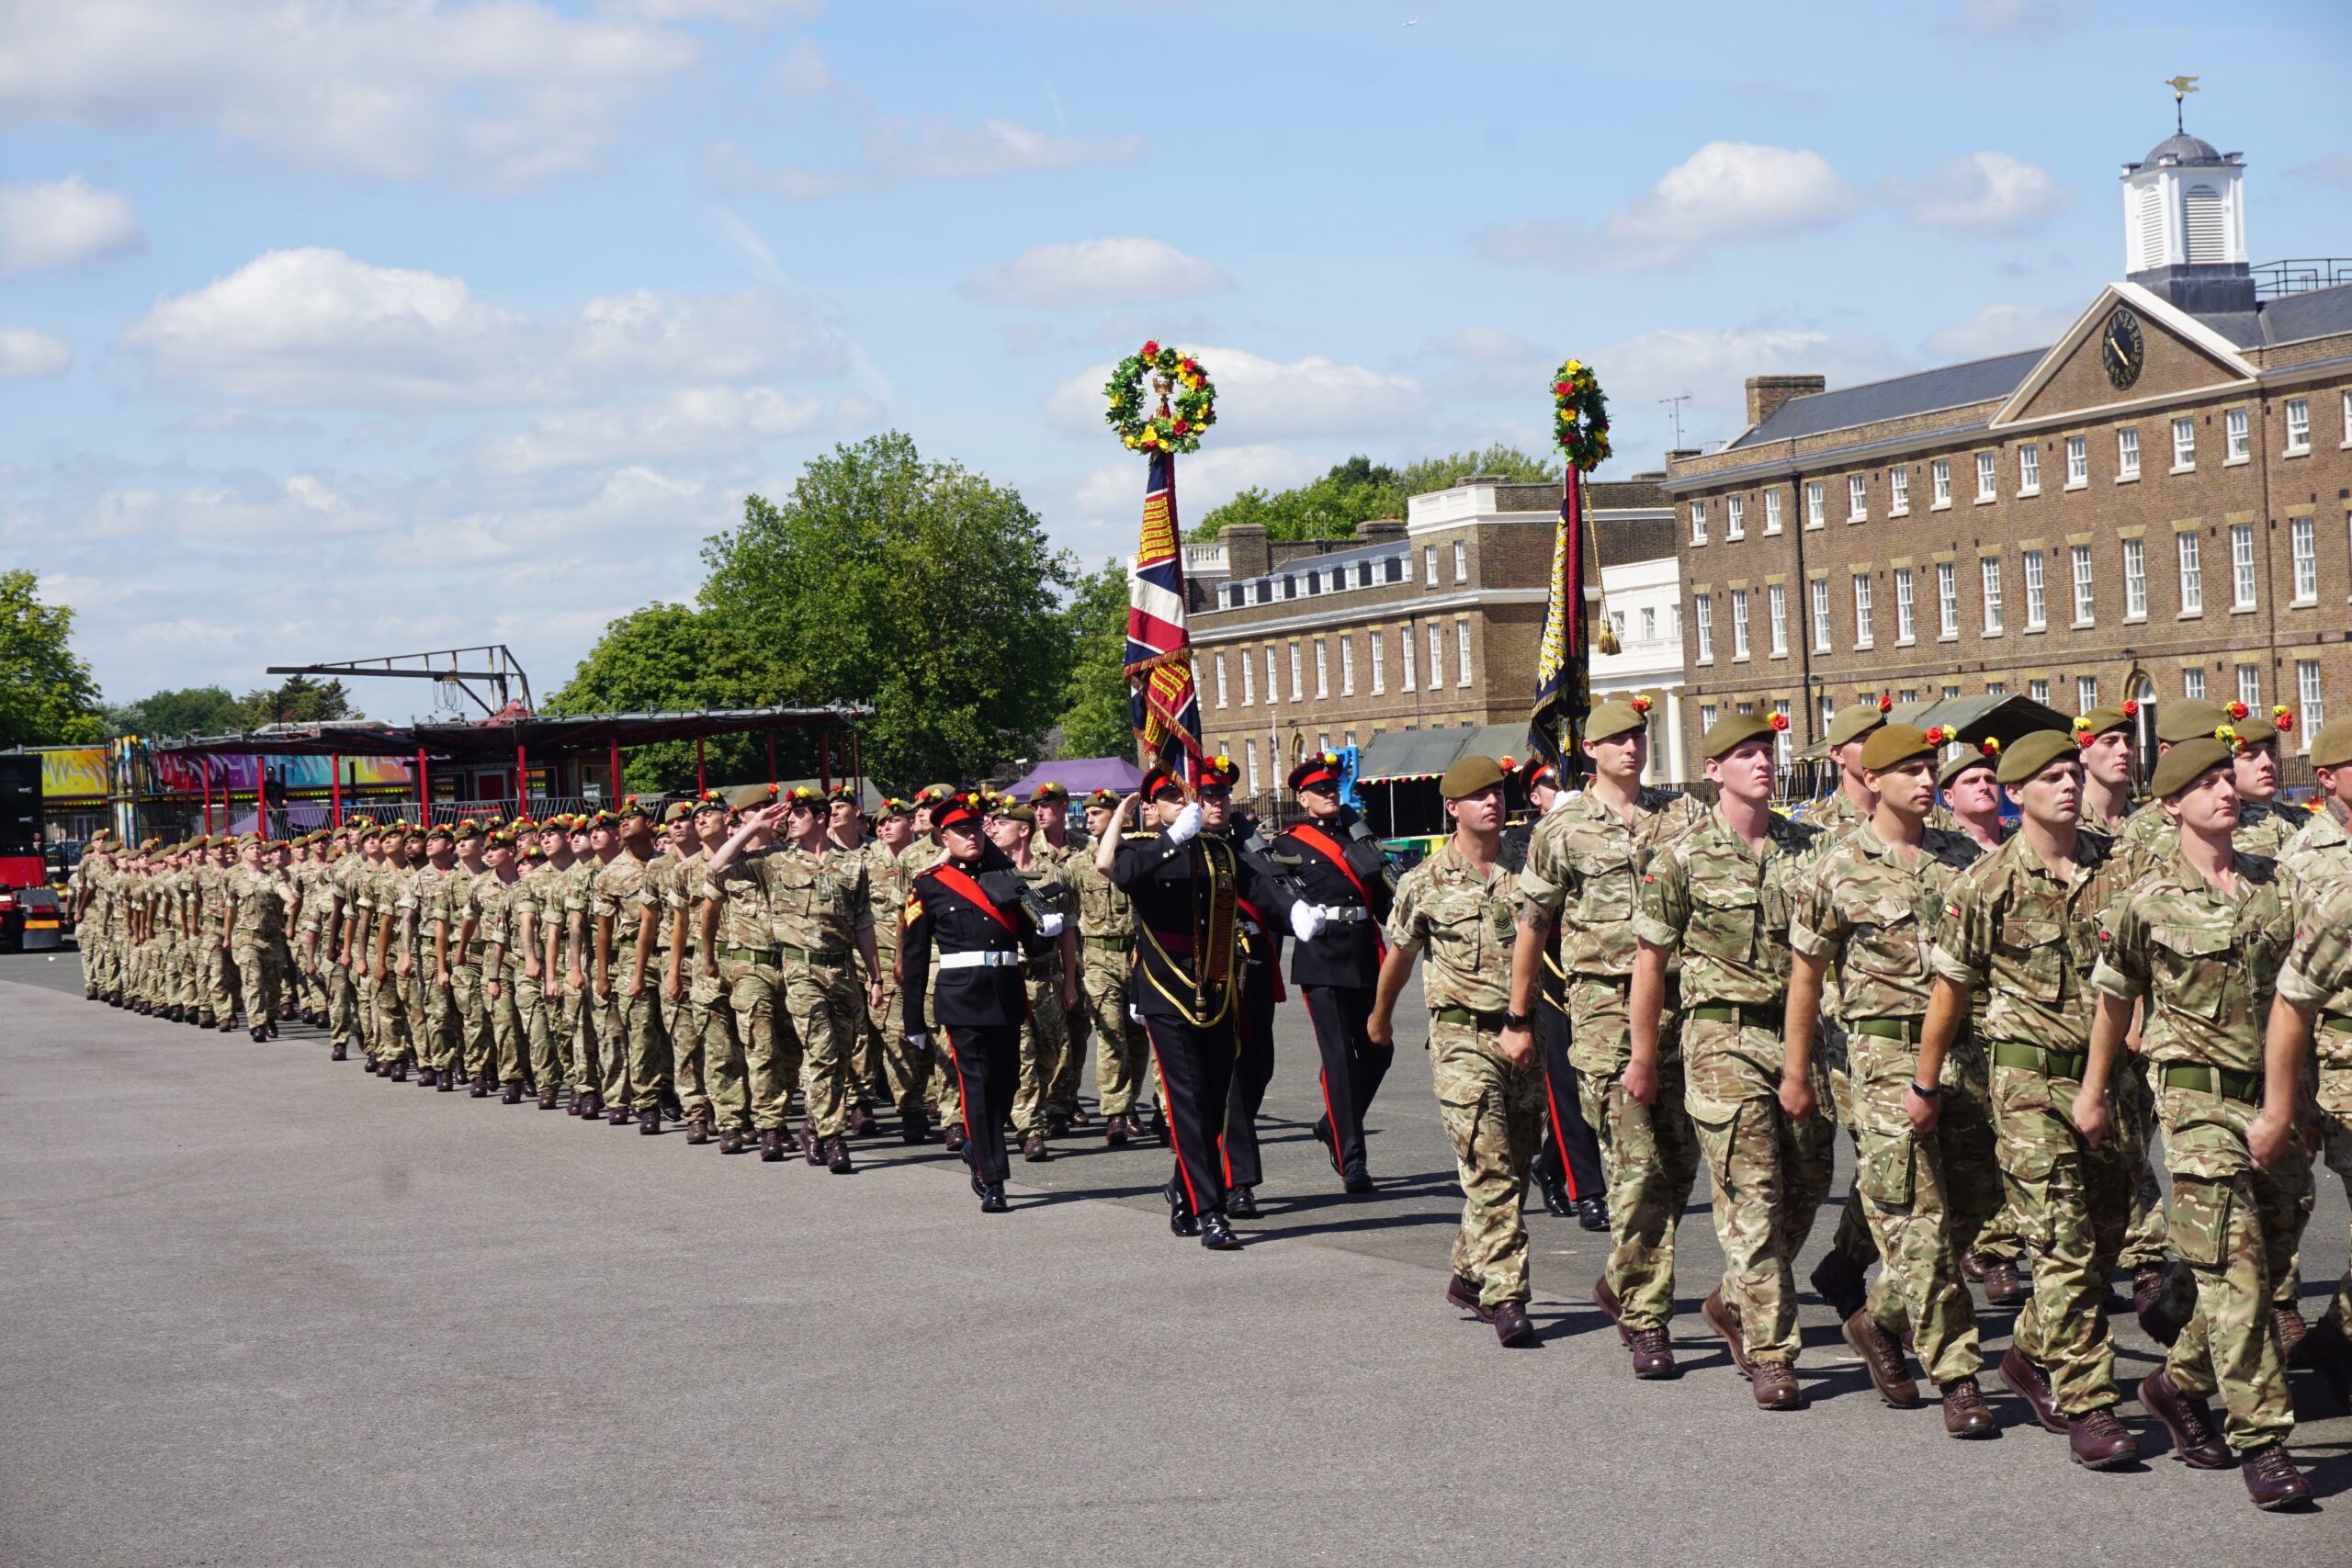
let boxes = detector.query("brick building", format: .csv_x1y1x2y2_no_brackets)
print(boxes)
1179,475,1677,803
1666,127,2352,777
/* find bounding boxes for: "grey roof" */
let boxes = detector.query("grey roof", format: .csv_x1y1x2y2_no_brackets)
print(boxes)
2131,132,2228,171
1727,349,2047,450
1354,722,1535,783
2256,281,2352,346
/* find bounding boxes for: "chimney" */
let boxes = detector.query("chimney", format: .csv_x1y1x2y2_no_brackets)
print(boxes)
1746,374,1826,429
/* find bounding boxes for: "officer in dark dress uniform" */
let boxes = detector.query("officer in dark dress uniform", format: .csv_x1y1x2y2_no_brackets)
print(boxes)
1100,763,1301,1250
1202,757,1285,1218
902,792,1061,1214
1267,750,1396,1192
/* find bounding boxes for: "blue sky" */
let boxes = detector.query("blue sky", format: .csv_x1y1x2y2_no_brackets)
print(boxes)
3,0,2346,715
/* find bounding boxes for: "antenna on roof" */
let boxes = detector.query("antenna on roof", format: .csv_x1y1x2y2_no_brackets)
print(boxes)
1659,392,1690,450
2164,74,2199,135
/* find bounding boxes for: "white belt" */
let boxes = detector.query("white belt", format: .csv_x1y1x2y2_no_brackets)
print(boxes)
937,949,1021,970
1317,905,1369,923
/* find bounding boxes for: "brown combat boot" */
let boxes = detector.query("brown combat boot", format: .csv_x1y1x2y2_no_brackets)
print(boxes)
2137,1370,2232,1468
1843,1309,1921,1407
2240,1444,2313,1511
1980,1258,2027,1305
2067,1408,2140,1469
1749,1362,1804,1410
1702,1288,1753,1376
1939,1377,1997,1438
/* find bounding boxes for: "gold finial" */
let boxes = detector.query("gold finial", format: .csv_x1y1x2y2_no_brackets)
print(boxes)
2164,74,2198,133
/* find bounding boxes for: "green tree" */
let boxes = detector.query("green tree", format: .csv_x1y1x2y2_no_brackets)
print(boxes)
0,569,105,749
700,434,1075,791
1188,444,1556,543
236,674,360,728
105,684,244,739
543,602,775,793
1054,558,1135,761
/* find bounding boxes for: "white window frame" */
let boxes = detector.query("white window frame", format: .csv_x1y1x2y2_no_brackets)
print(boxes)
1340,635,1354,696
2118,426,2141,479
2183,667,2205,701
2022,548,2047,629
2299,659,2325,735
1453,540,1468,583
1244,739,1259,792
1974,451,1997,502
1640,605,1657,641
2292,516,2318,603
1369,628,1385,694
1804,480,1824,527
1764,489,1783,534
2064,434,2087,487
1730,589,1750,659
1611,610,1628,647
2285,396,2312,455
1288,641,1304,702
1701,703,1718,734
1936,560,1958,638
1424,545,1438,585
1428,621,1446,687
2029,678,2050,705
1930,458,1951,509
1314,637,1329,698
1981,557,2004,633
1726,494,1746,539
1695,594,1714,662
2238,664,2261,710
1847,473,1868,522
2018,443,2041,494
1398,624,1416,692
1889,467,1910,515
2231,522,2257,609
2177,532,2202,615
1454,618,1473,686
2342,389,2352,448
1215,650,1229,708
1690,500,1708,544
2171,416,2196,472
2070,544,2094,626
2225,407,2249,462
1810,578,1831,653
1852,572,1874,647
1774,701,1792,766
1768,582,1788,656
1265,645,1281,704
2123,537,2147,619
1894,566,1916,643
2077,674,2098,713
1818,694,1836,735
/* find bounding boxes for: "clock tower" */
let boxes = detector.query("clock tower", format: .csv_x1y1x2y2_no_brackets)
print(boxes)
2120,128,2255,317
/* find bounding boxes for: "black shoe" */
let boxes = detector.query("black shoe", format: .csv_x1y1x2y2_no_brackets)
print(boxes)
1227,1186,1260,1219
502,1082,525,1105
1164,1180,1199,1237
639,1109,660,1134
851,1106,878,1136
250,1027,268,1043
826,1135,855,1174
330,1043,347,1061
265,1021,278,1039
900,1111,929,1145
759,1128,785,1162
1538,1172,1571,1217
1577,1196,1610,1233
1311,1114,1335,1161
979,1183,1010,1214
1200,1212,1242,1250
718,1129,746,1155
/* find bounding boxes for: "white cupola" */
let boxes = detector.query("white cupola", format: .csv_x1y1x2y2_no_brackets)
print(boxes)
2120,130,2254,315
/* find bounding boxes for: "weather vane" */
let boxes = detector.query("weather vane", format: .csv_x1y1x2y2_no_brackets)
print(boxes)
2165,74,2198,135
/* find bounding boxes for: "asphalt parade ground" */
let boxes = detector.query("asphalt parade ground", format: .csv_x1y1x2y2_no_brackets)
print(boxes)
3,947,2346,1567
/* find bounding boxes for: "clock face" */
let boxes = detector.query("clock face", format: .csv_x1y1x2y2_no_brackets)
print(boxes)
2100,307,2144,391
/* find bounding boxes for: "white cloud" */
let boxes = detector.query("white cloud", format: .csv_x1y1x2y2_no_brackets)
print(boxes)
124,247,847,409
0,327,73,378
716,116,1144,200
1588,326,1907,422
1920,301,2070,361
474,385,876,473
961,238,1233,309
2290,152,2352,186
0,0,704,187
767,38,840,96
601,0,822,18
1900,152,2074,235
1045,346,1427,443
1481,142,1860,272
0,176,142,277
162,408,321,437
1940,0,2089,32
1411,326,1554,402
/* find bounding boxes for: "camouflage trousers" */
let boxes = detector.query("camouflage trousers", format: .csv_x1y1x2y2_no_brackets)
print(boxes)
1080,945,1150,1117
515,967,557,1092
592,984,670,1113
2117,1053,2170,1273
230,942,282,1032
413,973,456,1073
1013,957,1074,1134
451,963,494,1079
1847,1032,1981,1384
1429,1012,1544,1310
1992,1062,2135,1416
867,953,932,1124
2157,1084,2301,1451
2316,1051,2352,1335
718,954,802,1132
656,960,709,1120
1683,1015,1837,1366
326,957,359,1046
484,964,527,1084
1825,1033,2003,1279
781,954,857,1138
1568,976,1697,1332
200,936,241,1028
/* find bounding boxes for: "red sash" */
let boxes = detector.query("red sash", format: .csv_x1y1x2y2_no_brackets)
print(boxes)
1285,823,1386,961
928,864,1017,935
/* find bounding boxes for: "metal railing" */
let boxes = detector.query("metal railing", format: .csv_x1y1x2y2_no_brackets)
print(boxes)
2253,258,2352,299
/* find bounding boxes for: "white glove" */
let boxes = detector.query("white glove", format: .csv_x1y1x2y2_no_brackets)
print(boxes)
1035,910,1065,937
908,1032,929,1051
1291,901,1326,942
1166,801,1203,844
1547,788,1577,813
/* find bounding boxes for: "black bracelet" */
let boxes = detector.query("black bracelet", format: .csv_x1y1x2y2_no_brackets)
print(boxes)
1503,1010,1531,1031
1911,1079,1941,1099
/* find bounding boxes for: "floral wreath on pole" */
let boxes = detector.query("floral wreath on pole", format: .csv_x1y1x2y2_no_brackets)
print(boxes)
1552,356,1611,471
1105,341,1217,454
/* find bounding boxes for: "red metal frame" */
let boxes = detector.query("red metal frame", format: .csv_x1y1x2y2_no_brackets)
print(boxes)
331,753,342,827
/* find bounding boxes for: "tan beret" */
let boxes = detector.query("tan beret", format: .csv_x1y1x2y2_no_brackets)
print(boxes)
1439,754,1506,799
1859,723,1935,773
1585,697,1653,744
1702,711,1781,760
2155,699,2229,745
1996,728,2080,786
1827,700,1892,748
2150,737,2233,799
2310,718,2352,772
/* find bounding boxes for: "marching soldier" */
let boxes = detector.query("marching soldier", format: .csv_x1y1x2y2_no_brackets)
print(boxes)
1200,755,1283,1218
1027,781,1097,1133
1507,760,1611,1229
1507,697,1700,1378
593,798,670,1134
2073,705,2141,833
2085,737,2312,1510
1068,788,1149,1145
702,802,800,1157
225,833,288,1042
1268,750,1396,1195
1372,754,1535,1344
987,797,1079,1160
860,797,932,1143
1633,712,1832,1410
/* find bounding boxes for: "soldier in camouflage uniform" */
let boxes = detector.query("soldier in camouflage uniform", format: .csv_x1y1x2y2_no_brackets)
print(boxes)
1930,728,2144,1467
561,816,612,1116
1782,724,1996,1437
1375,754,1541,1348
1633,711,1831,1410
1027,782,1098,1132
649,803,706,1132
225,834,288,1041
989,797,1079,1160
198,837,243,1034
592,799,670,1133
513,818,574,1108
1069,788,1148,1143
471,830,531,1100
2086,737,2312,1510
1507,698,1701,1379
859,797,932,1141
703,807,799,1157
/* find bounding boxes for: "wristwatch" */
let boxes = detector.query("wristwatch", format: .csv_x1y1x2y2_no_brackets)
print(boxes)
1503,1010,1532,1031
1911,1079,1942,1099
